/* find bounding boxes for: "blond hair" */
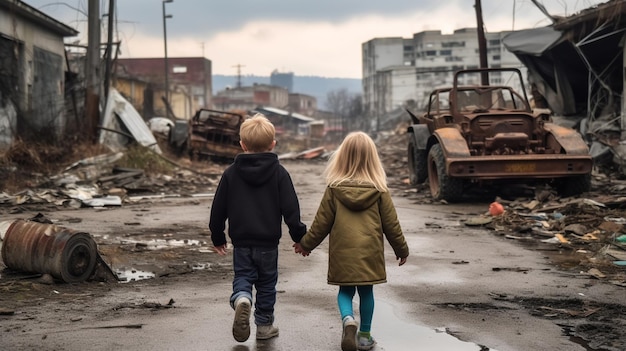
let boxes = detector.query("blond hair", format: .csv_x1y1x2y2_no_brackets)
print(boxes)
239,113,275,152
324,131,388,192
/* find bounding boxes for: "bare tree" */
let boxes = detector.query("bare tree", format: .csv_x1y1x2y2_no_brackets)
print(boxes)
326,89,364,140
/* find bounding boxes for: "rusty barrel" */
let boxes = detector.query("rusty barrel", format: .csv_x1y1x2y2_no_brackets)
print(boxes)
0,219,97,283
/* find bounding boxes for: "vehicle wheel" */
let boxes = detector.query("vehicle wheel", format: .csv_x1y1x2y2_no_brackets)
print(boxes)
428,144,464,202
555,174,591,197
408,137,428,185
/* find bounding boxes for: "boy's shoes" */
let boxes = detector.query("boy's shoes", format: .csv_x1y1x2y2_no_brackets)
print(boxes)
357,332,377,351
341,316,358,351
256,324,279,340
232,297,251,342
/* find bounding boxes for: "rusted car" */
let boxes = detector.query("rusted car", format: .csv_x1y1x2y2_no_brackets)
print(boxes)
169,109,247,162
406,68,592,202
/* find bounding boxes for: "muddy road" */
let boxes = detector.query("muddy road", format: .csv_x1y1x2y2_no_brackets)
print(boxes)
1,160,625,351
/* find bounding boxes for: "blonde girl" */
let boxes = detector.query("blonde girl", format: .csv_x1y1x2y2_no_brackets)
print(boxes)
294,131,409,351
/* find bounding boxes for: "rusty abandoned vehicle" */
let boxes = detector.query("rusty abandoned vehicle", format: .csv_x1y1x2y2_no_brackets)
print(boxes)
406,68,593,202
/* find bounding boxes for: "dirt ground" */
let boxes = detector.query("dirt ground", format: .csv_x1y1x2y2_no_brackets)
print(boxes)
1,136,626,351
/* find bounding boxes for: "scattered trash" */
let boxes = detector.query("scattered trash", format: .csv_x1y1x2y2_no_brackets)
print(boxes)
452,260,470,264
554,234,570,244
0,219,102,283
489,202,505,216
541,237,561,244
587,268,607,279
492,267,531,272
464,216,493,226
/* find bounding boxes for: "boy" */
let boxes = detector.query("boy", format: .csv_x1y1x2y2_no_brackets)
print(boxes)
209,113,307,343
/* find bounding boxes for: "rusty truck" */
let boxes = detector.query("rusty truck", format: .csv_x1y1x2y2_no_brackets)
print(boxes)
406,68,592,202
169,108,247,162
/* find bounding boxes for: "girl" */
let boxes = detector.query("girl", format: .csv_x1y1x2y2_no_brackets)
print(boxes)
294,131,409,351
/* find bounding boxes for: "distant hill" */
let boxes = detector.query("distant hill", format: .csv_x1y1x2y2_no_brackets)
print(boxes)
212,75,362,109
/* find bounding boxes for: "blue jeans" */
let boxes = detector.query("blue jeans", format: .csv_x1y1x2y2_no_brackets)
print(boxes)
230,247,278,326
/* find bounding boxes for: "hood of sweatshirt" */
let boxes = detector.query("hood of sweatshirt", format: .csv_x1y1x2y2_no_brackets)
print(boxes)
330,182,382,211
233,152,279,186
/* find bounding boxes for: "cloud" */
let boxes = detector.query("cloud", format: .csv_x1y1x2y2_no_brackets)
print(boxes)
22,0,605,77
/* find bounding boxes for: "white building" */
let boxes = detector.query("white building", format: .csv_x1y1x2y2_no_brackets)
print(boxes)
362,28,525,129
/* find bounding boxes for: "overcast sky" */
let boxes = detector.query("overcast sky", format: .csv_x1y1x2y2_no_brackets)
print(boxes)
24,0,605,78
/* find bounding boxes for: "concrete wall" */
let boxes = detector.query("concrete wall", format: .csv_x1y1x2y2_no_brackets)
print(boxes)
0,4,73,145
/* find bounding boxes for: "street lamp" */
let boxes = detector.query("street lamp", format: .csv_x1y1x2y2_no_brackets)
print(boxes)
162,0,173,119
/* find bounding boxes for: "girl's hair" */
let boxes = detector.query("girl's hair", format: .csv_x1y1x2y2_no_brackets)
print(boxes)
324,131,388,192
239,113,275,152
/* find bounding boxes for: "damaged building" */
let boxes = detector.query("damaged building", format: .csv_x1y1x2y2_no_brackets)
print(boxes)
502,0,626,174
0,0,78,147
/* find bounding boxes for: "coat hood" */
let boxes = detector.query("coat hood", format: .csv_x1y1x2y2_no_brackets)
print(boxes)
233,152,279,186
330,183,382,211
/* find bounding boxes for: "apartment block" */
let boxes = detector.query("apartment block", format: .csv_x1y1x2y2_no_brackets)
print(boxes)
362,28,524,129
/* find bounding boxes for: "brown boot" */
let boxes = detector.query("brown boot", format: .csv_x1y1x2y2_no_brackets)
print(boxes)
232,297,251,342
256,324,279,340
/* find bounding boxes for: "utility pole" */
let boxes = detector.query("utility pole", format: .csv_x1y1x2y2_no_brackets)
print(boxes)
474,0,489,85
103,0,115,105
85,0,100,142
233,64,245,88
163,0,173,119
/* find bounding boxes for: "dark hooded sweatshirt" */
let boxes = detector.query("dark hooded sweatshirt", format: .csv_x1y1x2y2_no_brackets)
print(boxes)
209,152,307,248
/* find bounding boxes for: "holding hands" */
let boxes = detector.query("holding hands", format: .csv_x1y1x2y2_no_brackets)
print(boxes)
293,242,310,257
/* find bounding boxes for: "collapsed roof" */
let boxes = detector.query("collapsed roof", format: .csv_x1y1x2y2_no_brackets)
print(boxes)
502,0,626,170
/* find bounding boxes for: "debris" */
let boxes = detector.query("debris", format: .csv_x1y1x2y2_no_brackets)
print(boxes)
492,267,531,272
99,88,161,154
452,260,470,264
0,309,15,316
606,249,626,261
555,233,570,244
586,268,606,279
489,202,505,216
296,146,326,159
563,224,587,235
0,219,99,283
464,216,494,226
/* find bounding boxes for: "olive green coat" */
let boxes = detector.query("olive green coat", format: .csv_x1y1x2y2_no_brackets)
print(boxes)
299,182,409,286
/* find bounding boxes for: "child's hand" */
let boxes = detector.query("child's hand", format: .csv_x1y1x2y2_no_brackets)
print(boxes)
397,256,407,266
293,243,310,257
214,244,227,256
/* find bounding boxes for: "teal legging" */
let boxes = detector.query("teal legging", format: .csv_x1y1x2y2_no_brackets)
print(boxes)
338,285,374,333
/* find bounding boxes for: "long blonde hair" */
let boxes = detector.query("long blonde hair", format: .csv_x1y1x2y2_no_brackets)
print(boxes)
324,131,388,192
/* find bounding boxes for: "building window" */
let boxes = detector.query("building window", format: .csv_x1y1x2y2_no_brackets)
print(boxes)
426,50,437,56
445,56,463,62
442,41,465,48
492,55,501,61
439,50,452,56
488,39,500,46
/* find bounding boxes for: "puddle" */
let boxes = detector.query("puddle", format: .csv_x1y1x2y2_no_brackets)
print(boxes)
120,238,204,250
191,262,228,271
374,299,494,350
115,268,156,282
113,262,229,283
